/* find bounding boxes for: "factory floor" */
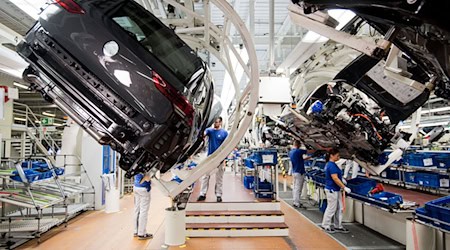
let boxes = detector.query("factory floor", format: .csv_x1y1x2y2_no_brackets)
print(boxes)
18,171,343,250
18,170,442,250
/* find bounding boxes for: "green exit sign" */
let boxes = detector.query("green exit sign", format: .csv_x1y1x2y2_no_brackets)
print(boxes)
41,117,54,126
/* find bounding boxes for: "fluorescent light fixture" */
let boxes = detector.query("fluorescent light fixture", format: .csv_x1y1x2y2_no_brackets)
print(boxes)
53,122,63,126
398,121,449,129
42,111,55,117
35,120,41,123
421,107,450,115
14,117,27,122
13,81,29,89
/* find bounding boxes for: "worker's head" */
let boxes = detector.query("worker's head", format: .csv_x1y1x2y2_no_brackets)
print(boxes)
214,116,223,129
326,148,340,162
293,140,301,148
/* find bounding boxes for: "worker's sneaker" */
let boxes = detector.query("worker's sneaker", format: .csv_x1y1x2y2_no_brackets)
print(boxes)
335,227,350,234
321,227,335,234
138,233,153,240
217,196,222,202
293,203,305,209
197,195,206,201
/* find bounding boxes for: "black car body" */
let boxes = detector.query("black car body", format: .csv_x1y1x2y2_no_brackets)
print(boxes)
17,0,214,177
284,1,450,173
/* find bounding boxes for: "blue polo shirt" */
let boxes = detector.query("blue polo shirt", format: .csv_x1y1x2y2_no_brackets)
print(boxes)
325,161,342,192
205,128,228,155
134,173,151,192
289,148,307,174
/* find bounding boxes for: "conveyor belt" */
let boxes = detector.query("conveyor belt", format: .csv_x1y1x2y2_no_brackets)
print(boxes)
383,184,442,206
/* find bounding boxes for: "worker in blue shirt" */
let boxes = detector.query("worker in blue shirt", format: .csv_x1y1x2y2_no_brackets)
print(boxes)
289,140,314,208
321,148,351,234
134,173,153,240
198,117,229,202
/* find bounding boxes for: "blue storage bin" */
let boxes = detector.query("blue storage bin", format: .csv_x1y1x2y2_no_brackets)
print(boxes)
424,196,450,224
386,168,400,180
313,161,326,169
255,193,273,198
243,176,254,189
35,162,50,171
38,171,53,180
416,173,440,188
304,160,313,167
415,207,433,224
21,161,42,169
346,177,377,196
372,192,403,206
256,180,272,191
435,155,450,169
254,180,273,198
244,158,255,169
405,153,435,167
251,150,278,165
404,172,417,183
379,151,402,165
440,175,450,188
54,168,65,176
10,169,40,183
378,152,388,165
314,173,326,185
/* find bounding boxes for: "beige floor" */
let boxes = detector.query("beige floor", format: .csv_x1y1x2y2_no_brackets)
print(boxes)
19,173,343,250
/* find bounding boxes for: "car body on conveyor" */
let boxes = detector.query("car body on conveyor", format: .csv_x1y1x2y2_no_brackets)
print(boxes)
283,1,450,174
17,0,215,177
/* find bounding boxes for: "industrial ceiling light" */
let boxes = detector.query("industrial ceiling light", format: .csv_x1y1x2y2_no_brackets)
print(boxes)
13,117,27,121
42,111,56,117
13,81,29,89
53,122,63,126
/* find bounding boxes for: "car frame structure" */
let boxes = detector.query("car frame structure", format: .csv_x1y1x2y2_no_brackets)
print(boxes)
17,0,216,177
280,0,450,174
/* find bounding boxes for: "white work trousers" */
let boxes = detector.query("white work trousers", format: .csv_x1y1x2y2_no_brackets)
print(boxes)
292,173,305,206
321,189,343,229
343,160,360,179
134,187,151,236
200,164,224,197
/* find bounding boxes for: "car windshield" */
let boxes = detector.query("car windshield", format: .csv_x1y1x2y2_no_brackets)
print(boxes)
110,1,202,85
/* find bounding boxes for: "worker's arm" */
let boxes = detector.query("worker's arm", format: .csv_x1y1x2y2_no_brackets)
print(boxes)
331,174,346,189
140,172,152,183
203,128,210,140
306,149,316,154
